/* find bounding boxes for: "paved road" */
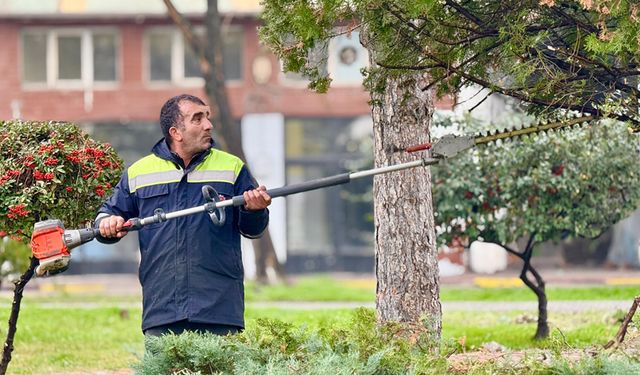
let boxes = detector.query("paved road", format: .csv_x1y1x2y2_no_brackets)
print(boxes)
251,300,635,312
23,300,635,312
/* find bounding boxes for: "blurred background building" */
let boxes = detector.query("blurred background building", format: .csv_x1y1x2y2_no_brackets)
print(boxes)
0,0,455,275
2,0,634,277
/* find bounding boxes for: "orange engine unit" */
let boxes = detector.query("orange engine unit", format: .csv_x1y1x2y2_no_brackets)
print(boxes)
30,219,69,261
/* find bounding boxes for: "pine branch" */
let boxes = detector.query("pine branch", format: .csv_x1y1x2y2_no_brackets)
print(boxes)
443,0,491,30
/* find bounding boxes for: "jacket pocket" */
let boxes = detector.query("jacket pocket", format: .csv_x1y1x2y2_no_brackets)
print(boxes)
137,184,169,199
136,184,170,229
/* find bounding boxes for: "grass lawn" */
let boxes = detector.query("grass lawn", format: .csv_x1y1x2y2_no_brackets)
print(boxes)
0,275,635,373
244,275,640,302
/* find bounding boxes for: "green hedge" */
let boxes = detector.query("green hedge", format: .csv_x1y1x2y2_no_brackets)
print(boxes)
134,308,640,374
135,308,445,374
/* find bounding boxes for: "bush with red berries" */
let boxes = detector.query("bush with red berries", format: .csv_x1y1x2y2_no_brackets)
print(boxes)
0,120,123,243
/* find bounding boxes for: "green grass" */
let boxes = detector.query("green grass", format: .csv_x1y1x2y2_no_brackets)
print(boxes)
0,302,626,374
244,276,375,302
0,275,636,373
443,310,619,349
3,306,144,374
440,285,640,301
246,275,640,302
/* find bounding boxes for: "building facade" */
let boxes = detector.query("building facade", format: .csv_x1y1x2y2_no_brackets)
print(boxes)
0,0,453,274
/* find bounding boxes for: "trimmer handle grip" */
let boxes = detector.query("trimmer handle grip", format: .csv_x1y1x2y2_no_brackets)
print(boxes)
122,218,143,231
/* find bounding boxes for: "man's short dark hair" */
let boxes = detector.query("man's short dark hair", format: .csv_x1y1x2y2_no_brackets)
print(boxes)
160,94,206,144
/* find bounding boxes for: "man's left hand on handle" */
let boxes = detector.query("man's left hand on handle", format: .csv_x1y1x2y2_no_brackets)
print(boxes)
243,185,272,211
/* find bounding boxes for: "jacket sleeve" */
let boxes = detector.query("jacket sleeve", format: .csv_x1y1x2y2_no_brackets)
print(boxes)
94,170,138,244
234,166,269,239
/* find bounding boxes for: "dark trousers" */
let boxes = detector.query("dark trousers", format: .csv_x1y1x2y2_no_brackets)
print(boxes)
144,319,242,337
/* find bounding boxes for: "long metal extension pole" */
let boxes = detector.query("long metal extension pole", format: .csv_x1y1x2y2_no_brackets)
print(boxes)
133,157,440,227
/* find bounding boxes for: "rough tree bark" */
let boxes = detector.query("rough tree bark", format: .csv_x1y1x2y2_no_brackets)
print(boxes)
0,257,38,375
363,33,441,338
504,234,549,340
164,0,284,282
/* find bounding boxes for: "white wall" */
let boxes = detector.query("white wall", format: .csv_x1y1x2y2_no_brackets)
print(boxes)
240,113,287,278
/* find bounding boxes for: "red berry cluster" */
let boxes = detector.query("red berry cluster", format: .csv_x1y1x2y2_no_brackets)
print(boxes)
38,144,57,154
65,150,83,163
6,204,29,219
24,155,35,168
551,164,565,176
33,170,55,181
44,157,59,166
0,170,20,185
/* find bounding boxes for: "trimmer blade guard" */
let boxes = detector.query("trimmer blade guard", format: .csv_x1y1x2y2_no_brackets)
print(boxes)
35,255,70,277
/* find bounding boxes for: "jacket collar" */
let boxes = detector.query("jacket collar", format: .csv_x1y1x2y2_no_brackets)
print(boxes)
151,138,215,170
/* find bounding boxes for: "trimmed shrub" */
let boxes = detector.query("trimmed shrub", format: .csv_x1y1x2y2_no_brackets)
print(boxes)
135,308,447,375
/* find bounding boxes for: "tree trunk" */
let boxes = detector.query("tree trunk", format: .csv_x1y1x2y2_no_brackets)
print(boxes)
505,237,549,339
0,257,38,375
522,262,549,340
204,0,239,156
253,228,285,284
165,0,284,283
363,33,440,339
203,0,283,284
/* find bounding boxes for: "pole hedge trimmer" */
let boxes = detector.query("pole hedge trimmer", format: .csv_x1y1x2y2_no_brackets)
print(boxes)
30,115,594,276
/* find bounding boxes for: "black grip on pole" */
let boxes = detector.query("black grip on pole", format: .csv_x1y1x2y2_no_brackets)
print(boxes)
231,172,351,207
78,228,100,245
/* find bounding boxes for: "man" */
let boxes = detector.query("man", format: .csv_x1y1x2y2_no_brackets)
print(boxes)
96,94,271,337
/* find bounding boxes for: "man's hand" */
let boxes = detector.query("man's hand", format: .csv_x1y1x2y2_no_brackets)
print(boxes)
99,215,128,238
243,186,272,211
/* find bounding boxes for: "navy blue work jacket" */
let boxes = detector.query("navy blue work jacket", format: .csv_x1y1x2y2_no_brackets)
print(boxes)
97,139,268,331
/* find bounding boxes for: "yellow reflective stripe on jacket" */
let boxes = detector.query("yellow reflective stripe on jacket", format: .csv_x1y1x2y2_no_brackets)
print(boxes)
130,170,183,192
128,155,181,193
187,170,236,184
127,149,244,192
188,149,244,184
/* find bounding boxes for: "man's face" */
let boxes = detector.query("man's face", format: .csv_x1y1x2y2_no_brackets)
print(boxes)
175,100,213,154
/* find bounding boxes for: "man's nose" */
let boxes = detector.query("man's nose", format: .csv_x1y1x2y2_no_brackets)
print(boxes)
203,118,213,130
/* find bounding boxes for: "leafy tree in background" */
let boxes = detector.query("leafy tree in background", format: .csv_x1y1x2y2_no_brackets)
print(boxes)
0,120,122,374
261,0,441,339
432,117,640,339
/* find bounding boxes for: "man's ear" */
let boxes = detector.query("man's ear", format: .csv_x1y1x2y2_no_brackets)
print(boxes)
169,126,183,143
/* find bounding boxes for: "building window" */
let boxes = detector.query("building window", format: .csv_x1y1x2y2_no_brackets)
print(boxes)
57,35,82,80
285,117,374,256
145,27,244,84
22,33,47,83
148,31,173,81
93,33,118,81
20,29,119,87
